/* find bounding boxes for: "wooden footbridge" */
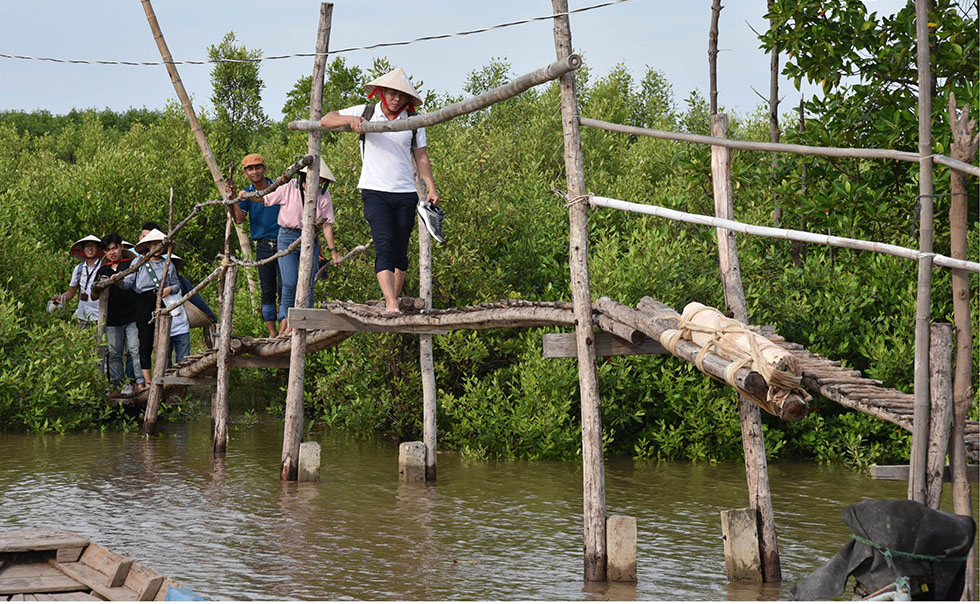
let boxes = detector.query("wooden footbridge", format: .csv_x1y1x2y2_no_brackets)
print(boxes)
89,0,979,591
152,296,980,465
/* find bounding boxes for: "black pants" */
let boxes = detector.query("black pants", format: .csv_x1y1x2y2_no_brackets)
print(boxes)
255,238,282,322
362,189,417,273
135,291,156,370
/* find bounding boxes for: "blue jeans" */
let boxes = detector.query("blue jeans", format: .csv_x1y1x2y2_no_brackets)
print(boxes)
255,238,282,322
169,331,191,366
362,189,417,273
107,323,143,386
277,227,318,322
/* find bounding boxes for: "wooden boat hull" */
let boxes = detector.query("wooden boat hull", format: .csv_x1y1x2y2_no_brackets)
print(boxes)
0,529,183,601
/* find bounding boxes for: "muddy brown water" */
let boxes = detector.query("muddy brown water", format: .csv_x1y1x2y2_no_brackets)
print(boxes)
0,416,968,600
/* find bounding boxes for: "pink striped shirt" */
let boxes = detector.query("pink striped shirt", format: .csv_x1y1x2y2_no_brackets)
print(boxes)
262,181,335,229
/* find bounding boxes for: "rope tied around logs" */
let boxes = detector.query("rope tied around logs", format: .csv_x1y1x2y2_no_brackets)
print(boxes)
663,315,812,414
850,534,969,568
552,188,594,209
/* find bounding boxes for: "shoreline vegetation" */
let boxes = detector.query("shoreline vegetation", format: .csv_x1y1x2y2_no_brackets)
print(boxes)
1,4,976,467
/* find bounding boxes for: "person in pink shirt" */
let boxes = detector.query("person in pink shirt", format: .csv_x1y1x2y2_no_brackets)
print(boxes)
240,159,340,336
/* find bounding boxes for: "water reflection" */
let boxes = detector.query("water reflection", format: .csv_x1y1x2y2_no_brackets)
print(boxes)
0,417,972,600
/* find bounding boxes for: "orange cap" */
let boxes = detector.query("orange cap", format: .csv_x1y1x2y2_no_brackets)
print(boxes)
241,153,265,169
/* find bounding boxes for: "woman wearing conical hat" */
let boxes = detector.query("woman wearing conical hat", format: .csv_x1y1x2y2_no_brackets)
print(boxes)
321,67,440,315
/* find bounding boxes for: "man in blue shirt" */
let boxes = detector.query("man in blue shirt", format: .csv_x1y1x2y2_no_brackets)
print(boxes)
231,153,282,338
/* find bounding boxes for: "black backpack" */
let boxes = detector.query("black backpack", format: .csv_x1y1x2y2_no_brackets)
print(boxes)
359,103,418,154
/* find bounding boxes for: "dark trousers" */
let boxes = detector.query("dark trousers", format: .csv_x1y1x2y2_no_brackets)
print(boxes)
362,189,418,273
255,239,282,322
135,291,156,370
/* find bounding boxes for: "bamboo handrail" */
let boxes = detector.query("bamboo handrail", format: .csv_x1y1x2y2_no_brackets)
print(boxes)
589,195,980,274
579,117,980,178
288,55,581,133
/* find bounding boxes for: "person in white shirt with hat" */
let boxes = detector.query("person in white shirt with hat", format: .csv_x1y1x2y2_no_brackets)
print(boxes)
53,234,104,326
320,67,440,315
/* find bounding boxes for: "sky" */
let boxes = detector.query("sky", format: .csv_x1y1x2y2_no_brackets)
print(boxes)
1,0,908,121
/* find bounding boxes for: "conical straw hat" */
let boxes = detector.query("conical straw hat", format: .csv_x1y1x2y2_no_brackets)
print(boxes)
134,228,167,253
69,235,103,259
300,157,336,183
364,67,422,107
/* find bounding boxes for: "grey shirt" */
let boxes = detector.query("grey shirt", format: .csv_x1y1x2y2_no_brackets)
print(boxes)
121,256,180,294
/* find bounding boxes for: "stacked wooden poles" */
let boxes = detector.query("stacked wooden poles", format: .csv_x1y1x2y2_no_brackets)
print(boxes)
710,114,781,582
908,0,935,504
551,0,607,582
281,2,332,481
416,173,437,481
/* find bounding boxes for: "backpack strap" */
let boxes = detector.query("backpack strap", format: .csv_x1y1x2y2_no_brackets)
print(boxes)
359,103,419,155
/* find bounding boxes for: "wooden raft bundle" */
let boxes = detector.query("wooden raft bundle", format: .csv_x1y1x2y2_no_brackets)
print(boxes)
660,302,812,417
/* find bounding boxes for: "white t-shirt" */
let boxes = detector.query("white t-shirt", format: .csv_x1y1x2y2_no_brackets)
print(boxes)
339,103,427,193
69,259,102,321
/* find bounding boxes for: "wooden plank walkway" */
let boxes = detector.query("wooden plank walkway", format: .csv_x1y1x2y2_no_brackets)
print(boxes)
152,298,978,462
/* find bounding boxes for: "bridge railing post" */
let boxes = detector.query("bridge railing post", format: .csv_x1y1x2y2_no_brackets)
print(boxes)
281,2,332,481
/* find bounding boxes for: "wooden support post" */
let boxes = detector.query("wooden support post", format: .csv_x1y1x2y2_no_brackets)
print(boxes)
96,293,109,376
398,441,426,483
416,159,437,482
908,0,935,505
947,92,978,603
721,508,763,582
552,0,606,582
213,264,237,455
606,515,636,582
711,113,781,582
298,442,321,482
926,324,953,508
281,2,331,481
143,313,172,436
139,0,257,297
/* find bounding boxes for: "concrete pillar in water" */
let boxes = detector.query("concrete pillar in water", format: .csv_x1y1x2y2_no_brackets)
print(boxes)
298,442,321,482
721,508,763,581
399,442,426,482
606,515,637,582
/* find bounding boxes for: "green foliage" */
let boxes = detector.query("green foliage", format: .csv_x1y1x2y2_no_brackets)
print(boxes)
208,31,268,159
0,283,137,432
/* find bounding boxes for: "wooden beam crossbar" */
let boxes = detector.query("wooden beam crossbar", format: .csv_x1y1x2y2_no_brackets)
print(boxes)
288,55,581,133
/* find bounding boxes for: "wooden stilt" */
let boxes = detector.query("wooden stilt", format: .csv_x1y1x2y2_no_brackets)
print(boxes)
416,159,437,482
143,313,172,436
908,0,935,505
926,324,953,508
281,2,332,481
710,113,781,582
552,0,606,582
96,294,109,377
212,264,237,455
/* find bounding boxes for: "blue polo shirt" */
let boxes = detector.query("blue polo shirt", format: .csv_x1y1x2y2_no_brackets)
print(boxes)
238,177,280,241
